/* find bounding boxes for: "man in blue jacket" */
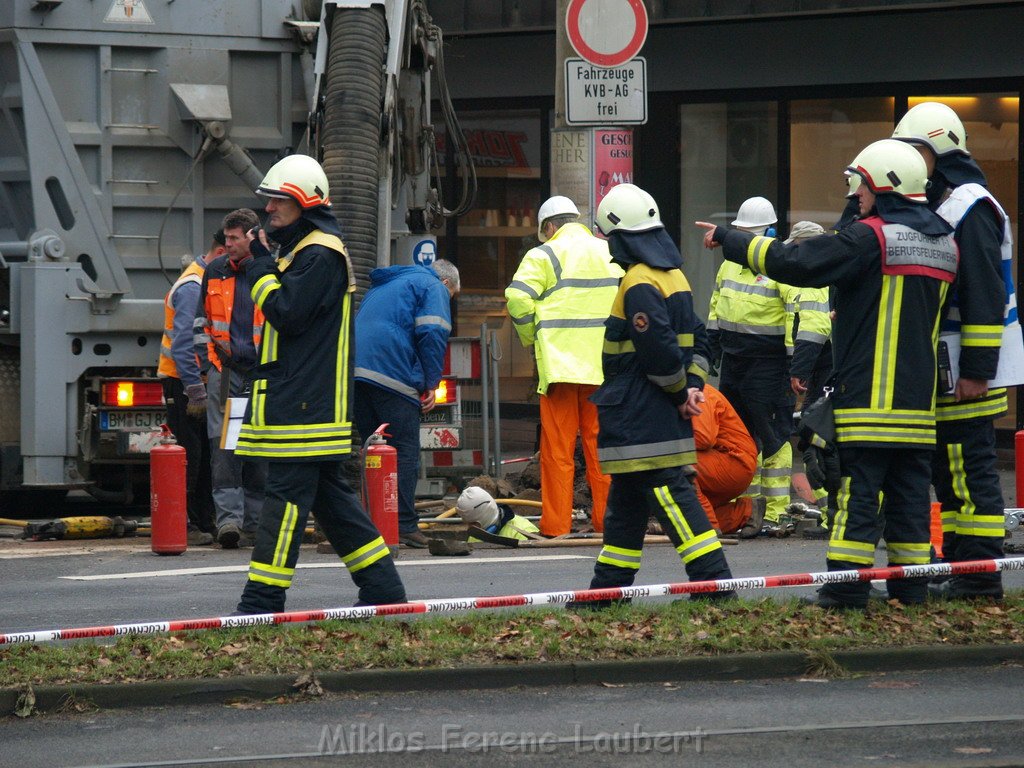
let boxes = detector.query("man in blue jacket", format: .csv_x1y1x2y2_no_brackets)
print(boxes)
354,259,460,547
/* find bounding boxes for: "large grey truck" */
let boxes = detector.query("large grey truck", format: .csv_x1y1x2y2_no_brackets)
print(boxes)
0,0,469,510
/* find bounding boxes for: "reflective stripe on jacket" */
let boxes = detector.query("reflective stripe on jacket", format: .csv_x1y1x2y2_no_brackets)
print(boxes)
235,229,358,460
720,216,957,449
593,262,709,474
158,260,205,380
505,222,622,394
707,260,802,359
936,183,1017,421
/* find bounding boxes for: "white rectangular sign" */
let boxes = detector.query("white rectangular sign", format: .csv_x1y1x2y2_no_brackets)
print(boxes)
565,57,647,126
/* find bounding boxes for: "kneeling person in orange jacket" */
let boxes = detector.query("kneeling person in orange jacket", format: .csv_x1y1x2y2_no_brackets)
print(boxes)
692,384,758,534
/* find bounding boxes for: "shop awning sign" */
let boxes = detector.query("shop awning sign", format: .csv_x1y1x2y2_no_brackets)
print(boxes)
565,0,648,68
565,57,647,126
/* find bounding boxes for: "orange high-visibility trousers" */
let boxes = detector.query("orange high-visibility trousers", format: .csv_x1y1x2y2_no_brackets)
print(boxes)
538,383,610,536
695,447,757,534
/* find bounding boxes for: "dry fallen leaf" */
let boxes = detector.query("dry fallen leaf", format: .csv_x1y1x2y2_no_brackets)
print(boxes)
293,671,324,697
14,685,35,718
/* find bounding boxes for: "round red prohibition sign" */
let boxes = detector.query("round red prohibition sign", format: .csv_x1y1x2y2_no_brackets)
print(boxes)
566,0,648,68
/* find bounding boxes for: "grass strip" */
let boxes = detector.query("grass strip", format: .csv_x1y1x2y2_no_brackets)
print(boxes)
1,596,1021,689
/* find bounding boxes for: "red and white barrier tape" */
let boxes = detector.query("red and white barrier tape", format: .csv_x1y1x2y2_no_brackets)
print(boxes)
2,557,1021,646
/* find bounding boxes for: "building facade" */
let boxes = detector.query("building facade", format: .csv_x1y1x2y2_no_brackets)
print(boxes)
431,1,1022,430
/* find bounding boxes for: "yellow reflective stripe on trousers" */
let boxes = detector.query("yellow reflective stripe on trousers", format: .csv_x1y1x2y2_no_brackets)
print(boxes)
886,541,931,565
342,537,390,573
948,442,974,531
597,544,643,570
674,529,721,563
248,560,295,588
832,477,851,542
827,537,875,565
956,514,1006,537
654,486,722,563
940,505,956,534
273,502,300,568
872,274,902,410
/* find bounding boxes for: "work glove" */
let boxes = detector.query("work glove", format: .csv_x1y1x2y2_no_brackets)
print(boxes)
248,228,273,262
802,445,841,494
184,383,208,419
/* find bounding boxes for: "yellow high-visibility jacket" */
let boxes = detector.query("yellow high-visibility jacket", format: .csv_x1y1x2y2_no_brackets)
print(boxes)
707,260,805,360
505,223,622,394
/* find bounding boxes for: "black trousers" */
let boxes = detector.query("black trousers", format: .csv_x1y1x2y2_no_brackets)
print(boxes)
237,459,406,613
591,467,732,590
931,418,1004,596
719,352,793,458
823,446,932,606
161,377,214,533
354,382,422,534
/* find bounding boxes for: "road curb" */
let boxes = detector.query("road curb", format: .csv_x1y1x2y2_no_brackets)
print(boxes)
3,643,1023,716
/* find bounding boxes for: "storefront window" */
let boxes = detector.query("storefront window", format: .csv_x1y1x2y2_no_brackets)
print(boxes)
789,97,894,232
679,101,778,314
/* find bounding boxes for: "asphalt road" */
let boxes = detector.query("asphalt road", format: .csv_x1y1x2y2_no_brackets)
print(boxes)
2,529,1024,635
2,665,1023,767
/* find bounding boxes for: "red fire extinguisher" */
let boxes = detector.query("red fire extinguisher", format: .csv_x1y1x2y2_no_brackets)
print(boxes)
362,423,399,548
151,424,187,555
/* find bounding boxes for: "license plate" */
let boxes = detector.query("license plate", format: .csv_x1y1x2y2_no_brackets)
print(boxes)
100,410,164,431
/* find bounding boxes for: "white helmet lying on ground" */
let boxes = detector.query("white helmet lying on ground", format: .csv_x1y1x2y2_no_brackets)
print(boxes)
457,486,500,530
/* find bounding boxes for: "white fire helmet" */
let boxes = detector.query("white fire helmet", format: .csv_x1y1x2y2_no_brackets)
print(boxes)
731,196,777,230
457,486,500,530
536,196,580,242
595,183,662,236
256,154,331,208
845,139,929,204
892,101,970,158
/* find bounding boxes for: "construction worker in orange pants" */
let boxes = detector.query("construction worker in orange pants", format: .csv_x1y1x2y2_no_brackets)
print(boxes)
538,382,610,534
506,196,621,537
692,384,758,534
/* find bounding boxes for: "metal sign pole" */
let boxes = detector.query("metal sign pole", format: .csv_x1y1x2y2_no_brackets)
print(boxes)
479,324,490,477
490,329,502,476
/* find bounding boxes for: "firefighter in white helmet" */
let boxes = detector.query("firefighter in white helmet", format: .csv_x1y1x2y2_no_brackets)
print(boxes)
706,197,825,537
505,195,622,538
894,101,1022,601
232,154,406,614
457,486,539,541
698,139,958,609
568,183,734,609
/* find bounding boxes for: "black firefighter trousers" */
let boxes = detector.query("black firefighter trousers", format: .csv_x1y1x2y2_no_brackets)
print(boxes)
931,417,1005,597
822,446,932,606
590,467,733,596
237,460,406,613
